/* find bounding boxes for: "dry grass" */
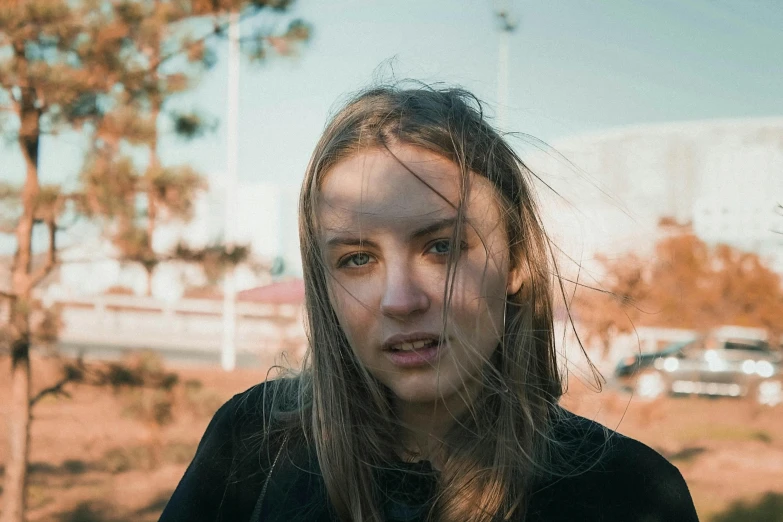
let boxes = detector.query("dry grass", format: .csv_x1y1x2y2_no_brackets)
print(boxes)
562,376,783,520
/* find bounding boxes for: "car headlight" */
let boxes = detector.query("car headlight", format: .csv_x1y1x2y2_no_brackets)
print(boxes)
742,359,757,374
756,361,774,378
662,357,679,372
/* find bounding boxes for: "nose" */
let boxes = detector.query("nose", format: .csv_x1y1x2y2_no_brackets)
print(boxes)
380,263,430,319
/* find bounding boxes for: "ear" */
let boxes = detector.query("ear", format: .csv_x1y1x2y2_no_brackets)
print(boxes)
506,263,525,296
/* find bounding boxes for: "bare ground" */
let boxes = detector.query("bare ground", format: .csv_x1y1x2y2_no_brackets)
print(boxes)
1,354,781,521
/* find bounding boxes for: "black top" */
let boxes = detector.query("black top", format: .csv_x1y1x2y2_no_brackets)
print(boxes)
160,380,700,522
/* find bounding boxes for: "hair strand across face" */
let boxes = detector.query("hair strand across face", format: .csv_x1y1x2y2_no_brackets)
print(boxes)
288,82,593,522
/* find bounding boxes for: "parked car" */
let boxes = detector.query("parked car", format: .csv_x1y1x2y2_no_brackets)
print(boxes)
614,335,783,406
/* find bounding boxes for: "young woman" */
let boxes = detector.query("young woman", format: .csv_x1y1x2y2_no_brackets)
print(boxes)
160,85,699,522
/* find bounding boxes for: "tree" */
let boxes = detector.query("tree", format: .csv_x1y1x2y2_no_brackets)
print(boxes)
574,231,783,357
0,2,309,520
645,233,783,332
572,252,647,360
0,5,122,520
79,0,309,295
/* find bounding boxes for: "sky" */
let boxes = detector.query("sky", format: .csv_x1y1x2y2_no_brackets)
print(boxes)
1,0,782,255
168,0,783,187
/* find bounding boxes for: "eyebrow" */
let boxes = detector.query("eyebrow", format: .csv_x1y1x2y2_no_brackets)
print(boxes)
324,217,459,249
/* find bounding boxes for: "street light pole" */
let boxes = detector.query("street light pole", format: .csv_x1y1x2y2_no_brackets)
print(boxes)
221,10,240,372
496,2,517,131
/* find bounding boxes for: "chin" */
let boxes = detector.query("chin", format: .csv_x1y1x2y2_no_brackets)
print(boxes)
385,376,464,406
390,387,440,405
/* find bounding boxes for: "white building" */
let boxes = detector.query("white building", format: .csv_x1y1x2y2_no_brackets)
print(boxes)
523,117,783,275
47,118,783,299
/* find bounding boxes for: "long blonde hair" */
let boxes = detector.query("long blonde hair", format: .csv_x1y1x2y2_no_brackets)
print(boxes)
290,84,568,521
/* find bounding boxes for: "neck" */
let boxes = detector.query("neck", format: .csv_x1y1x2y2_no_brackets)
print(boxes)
396,403,448,458
394,385,480,467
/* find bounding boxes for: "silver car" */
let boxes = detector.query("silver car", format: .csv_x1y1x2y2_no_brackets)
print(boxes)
617,336,783,406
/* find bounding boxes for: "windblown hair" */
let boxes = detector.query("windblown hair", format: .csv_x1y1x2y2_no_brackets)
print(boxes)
288,84,568,521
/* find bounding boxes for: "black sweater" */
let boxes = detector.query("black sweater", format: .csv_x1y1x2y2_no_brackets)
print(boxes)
160,381,700,521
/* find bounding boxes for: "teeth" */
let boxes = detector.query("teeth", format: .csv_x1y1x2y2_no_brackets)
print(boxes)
393,340,434,351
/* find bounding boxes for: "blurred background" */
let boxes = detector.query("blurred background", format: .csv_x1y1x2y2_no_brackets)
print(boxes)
1,1,782,521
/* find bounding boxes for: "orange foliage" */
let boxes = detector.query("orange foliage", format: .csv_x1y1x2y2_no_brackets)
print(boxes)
575,233,783,352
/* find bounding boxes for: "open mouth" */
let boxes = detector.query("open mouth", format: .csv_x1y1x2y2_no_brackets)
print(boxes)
387,339,439,352
385,339,444,367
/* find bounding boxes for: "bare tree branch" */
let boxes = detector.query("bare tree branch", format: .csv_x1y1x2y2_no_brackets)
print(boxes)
28,356,88,408
29,374,73,407
136,6,295,77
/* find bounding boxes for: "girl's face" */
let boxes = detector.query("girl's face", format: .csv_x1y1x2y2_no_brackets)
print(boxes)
318,144,522,407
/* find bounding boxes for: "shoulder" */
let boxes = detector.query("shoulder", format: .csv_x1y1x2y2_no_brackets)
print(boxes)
549,409,677,476
527,409,699,522
208,376,303,439
159,377,303,522
218,377,296,425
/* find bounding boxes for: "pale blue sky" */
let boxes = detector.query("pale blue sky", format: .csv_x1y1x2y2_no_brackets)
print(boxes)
169,0,783,185
1,0,782,249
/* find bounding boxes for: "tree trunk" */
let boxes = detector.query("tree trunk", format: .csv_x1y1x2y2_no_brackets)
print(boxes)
144,265,155,297
2,82,41,522
2,328,32,522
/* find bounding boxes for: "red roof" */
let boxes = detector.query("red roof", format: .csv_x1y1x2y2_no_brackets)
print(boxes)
237,279,305,305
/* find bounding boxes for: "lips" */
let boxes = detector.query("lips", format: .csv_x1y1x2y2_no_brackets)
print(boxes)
388,339,439,352
382,333,442,352
382,333,445,368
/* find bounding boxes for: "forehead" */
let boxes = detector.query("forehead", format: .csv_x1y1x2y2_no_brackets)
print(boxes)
318,145,498,230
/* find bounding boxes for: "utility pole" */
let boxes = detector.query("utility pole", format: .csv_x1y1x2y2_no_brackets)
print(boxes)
496,1,517,131
221,10,240,372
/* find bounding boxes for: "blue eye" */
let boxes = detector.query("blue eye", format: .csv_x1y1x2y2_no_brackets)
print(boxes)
341,252,371,267
429,240,452,255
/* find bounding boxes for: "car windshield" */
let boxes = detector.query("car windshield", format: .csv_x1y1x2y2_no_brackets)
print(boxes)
723,340,769,352
653,341,692,355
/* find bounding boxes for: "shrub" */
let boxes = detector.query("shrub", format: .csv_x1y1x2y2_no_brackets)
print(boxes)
182,379,223,418
101,446,154,473
712,493,783,522
162,442,197,465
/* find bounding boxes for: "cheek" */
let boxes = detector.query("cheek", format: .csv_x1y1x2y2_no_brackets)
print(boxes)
327,280,377,352
328,277,378,318
448,258,509,336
